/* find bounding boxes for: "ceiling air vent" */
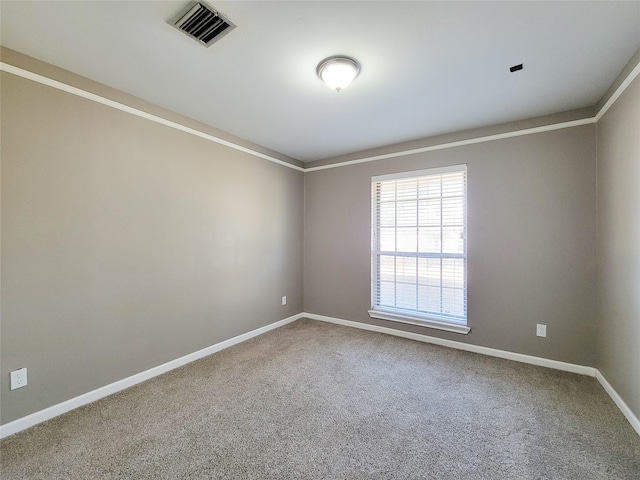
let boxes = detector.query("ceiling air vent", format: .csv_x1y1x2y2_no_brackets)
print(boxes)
172,2,236,47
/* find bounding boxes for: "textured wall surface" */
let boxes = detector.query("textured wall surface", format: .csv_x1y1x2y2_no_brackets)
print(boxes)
4,45,638,431
305,126,597,366
1,63,304,424
596,72,640,421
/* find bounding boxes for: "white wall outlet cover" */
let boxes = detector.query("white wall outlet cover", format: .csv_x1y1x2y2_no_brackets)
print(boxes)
281,296,287,306
536,324,547,337
10,368,28,390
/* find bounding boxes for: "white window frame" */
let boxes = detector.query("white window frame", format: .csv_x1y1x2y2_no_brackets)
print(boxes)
369,164,470,334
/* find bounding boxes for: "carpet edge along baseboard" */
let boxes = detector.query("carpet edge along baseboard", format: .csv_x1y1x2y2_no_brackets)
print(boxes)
2,312,638,439
0,313,304,439
304,312,639,437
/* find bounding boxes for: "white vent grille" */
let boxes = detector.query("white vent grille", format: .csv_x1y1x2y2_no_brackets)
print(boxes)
172,2,235,47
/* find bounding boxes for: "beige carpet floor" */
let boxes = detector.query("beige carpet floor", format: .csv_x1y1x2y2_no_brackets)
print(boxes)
1,319,639,479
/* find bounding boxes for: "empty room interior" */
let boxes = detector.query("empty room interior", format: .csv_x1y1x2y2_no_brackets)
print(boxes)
1,1,639,478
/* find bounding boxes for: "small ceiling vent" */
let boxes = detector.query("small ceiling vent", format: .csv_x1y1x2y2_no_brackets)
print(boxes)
171,2,236,47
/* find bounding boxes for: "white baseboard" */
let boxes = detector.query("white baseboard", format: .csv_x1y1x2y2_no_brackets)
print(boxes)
596,370,640,436
305,312,640,437
0,313,304,439
4,312,638,440
304,312,596,376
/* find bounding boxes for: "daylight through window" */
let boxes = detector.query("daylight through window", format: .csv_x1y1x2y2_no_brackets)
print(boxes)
370,165,467,331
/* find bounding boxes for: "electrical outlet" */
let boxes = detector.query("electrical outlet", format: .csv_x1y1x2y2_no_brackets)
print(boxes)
536,324,547,338
10,368,28,390
281,296,287,306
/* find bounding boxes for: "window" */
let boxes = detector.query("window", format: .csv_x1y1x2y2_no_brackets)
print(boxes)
369,165,469,334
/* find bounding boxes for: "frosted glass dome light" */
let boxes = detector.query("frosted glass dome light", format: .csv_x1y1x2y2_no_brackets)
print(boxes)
317,56,360,92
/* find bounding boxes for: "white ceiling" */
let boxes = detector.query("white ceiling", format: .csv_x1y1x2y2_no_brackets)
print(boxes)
1,1,639,162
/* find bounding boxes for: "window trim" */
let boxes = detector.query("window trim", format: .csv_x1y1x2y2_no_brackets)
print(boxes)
370,164,470,335
368,309,471,334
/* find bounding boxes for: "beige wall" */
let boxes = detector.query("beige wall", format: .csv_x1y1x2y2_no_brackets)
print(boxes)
596,72,640,420
2,45,638,430
304,126,597,366
1,60,304,424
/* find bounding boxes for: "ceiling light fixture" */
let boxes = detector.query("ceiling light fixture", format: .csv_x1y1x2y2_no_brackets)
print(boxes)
317,56,360,92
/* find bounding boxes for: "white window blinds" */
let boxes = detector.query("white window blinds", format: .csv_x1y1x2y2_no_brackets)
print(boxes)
371,165,467,327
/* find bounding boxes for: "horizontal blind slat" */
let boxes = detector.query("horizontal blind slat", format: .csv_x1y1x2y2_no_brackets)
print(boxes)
372,166,467,324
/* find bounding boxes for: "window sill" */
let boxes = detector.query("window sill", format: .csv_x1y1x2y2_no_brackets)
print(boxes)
368,310,471,335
